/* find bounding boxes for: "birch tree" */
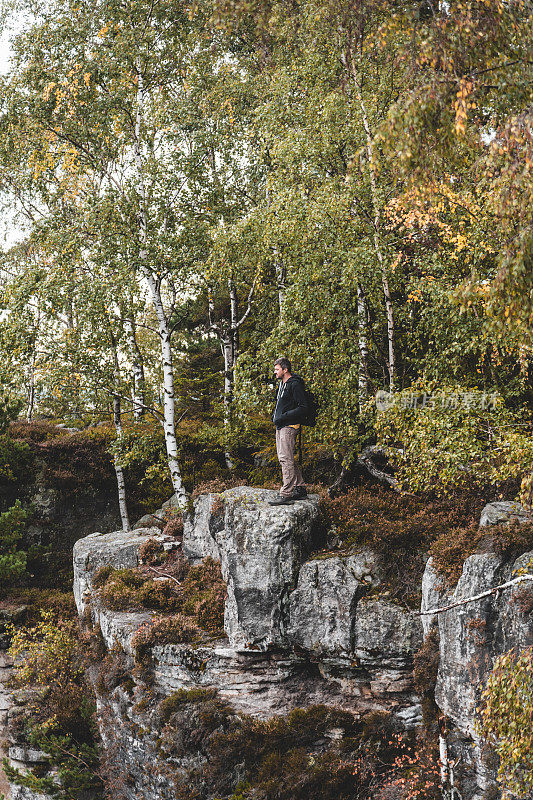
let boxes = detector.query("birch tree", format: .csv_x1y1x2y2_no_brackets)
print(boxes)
0,0,229,504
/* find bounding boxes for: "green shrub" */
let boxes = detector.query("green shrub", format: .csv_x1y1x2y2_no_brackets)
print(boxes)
149,690,438,800
7,610,104,799
478,646,533,798
375,385,533,496
0,500,30,589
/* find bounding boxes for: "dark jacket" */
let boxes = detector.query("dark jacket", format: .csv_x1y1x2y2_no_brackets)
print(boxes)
272,375,309,429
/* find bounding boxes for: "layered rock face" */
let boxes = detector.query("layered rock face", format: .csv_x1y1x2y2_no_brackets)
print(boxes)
421,505,533,800
7,488,532,800
64,487,422,799
73,489,422,716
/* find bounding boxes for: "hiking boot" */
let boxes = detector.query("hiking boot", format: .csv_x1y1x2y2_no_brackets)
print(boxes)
268,494,295,506
293,486,307,499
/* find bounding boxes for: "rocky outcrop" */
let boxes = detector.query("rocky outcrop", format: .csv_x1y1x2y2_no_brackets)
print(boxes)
422,540,533,798
75,488,422,716
183,487,322,650
16,487,533,800
73,526,175,615
479,499,532,528
48,486,424,800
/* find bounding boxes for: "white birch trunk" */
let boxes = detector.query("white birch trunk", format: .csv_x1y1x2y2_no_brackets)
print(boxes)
26,348,36,422
106,321,131,532
357,283,369,406
439,733,449,790
222,335,235,471
133,57,187,506
124,314,145,421
113,396,131,532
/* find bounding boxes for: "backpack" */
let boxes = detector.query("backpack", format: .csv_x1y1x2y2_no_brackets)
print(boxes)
294,376,319,427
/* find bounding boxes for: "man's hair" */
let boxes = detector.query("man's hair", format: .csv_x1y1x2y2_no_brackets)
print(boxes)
274,357,292,372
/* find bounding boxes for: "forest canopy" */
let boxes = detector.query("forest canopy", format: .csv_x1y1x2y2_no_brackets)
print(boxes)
0,0,532,505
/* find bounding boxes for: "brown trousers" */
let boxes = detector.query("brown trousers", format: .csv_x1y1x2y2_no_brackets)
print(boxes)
275,426,305,497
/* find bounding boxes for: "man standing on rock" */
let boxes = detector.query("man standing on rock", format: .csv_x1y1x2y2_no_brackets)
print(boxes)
269,357,308,506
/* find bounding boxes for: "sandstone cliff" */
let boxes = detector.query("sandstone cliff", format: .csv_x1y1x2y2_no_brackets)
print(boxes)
3,489,532,799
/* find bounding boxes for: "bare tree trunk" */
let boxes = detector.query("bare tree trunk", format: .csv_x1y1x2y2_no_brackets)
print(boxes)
26,348,36,421
357,283,369,406
105,317,131,531
209,277,257,472
124,312,145,421
275,256,287,323
348,46,396,391
133,57,187,506
105,317,131,532
221,333,235,471
113,395,131,532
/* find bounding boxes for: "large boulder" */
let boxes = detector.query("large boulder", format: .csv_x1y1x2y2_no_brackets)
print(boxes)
286,551,379,657
183,486,322,650
479,500,532,528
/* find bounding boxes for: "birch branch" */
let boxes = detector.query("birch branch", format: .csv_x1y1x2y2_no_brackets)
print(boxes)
419,575,533,616
147,566,181,586
235,275,258,329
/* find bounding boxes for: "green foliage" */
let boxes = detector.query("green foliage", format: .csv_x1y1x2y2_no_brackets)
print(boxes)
0,0,532,498
478,646,533,798
0,424,32,494
0,500,29,588
375,386,533,496
146,689,441,800
7,610,104,799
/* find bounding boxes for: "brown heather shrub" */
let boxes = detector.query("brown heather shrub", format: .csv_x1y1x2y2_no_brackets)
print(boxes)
9,420,68,442
481,520,533,559
6,588,77,622
321,486,533,597
466,616,488,646
92,564,114,590
163,514,184,539
138,538,165,565
429,521,533,587
158,688,218,725
131,615,198,661
210,494,224,515
413,631,439,700
180,558,226,634
511,585,533,614
93,557,226,661
34,427,116,493
96,568,147,611
319,486,483,602
94,555,226,637
96,647,131,695
191,477,241,500
153,695,438,800
428,523,482,585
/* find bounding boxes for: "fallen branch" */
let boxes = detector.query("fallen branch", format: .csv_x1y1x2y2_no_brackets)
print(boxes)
147,565,181,586
420,575,533,616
